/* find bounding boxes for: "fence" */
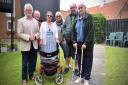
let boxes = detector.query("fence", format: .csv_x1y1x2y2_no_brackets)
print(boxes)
105,18,128,36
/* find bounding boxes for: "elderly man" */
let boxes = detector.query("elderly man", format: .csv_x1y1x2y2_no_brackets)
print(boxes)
34,10,41,27
72,3,94,85
17,3,40,84
63,3,78,74
34,10,41,49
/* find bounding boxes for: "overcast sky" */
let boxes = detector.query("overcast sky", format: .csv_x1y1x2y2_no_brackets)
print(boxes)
60,0,117,10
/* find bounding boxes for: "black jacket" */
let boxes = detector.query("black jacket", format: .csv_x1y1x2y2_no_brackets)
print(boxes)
72,13,95,50
63,14,77,42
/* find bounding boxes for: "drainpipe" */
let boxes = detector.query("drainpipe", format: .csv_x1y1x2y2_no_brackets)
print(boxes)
11,0,14,51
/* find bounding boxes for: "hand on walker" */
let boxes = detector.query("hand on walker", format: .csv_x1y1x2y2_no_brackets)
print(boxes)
56,39,60,44
73,43,77,48
81,44,86,49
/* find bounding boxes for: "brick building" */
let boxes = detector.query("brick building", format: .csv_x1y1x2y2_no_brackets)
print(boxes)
0,0,21,39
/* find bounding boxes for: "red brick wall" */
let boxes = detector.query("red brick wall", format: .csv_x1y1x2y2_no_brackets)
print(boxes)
0,13,9,39
87,0,128,20
60,10,70,20
60,0,128,20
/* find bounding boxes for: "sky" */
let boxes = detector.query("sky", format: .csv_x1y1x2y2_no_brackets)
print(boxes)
60,0,117,11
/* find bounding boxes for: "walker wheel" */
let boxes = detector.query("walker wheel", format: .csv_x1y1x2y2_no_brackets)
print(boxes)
55,73,63,85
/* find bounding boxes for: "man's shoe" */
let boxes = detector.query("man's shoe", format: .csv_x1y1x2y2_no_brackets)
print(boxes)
22,80,27,85
63,67,69,74
84,80,89,85
69,64,72,68
30,76,35,80
74,77,82,84
74,68,79,76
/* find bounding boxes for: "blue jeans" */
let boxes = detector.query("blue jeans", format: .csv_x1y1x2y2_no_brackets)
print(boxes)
21,43,37,80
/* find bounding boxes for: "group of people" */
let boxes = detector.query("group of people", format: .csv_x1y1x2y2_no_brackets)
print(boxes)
17,2,94,85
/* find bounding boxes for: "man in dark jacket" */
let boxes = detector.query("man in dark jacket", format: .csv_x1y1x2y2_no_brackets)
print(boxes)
63,3,78,74
72,3,95,85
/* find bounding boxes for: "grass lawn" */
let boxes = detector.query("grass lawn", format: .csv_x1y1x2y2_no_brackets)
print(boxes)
0,49,74,85
105,47,128,85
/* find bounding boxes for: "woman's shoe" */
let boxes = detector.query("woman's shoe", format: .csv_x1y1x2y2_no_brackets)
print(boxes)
74,77,82,84
22,80,27,85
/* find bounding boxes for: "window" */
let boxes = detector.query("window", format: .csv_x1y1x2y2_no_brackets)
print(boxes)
7,20,15,31
5,0,15,17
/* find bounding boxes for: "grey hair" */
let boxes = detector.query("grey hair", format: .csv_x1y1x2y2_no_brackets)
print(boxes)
78,2,86,8
55,12,62,17
24,3,33,12
46,11,53,16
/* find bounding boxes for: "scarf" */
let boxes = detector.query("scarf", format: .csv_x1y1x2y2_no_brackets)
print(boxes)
56,19,63,26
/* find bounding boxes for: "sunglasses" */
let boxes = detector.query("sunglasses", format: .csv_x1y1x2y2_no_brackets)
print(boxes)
47,15,53,18
56,16,61,18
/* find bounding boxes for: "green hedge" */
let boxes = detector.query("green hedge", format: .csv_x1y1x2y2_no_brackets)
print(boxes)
93,13,106,43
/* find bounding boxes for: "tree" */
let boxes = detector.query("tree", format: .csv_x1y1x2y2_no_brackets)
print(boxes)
93,13,106,43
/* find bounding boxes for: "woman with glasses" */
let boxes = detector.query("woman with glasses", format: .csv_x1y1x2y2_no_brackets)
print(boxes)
39,11,59,75
40,11,58,53
54,11,67,62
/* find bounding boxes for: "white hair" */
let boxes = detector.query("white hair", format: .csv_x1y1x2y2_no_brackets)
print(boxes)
55,11,62,17
78,2,86,8
24,3,33,12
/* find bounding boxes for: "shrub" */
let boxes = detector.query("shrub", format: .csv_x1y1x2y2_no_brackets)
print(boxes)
93,13,106,43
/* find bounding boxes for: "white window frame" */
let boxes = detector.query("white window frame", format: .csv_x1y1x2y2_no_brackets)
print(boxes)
7,20,15,32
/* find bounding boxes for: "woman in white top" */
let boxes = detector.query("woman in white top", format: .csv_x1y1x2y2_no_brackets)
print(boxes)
38,11,59,76
40,11,58,53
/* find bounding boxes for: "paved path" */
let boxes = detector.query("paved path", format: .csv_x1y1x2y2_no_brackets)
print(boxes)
67,44,105,85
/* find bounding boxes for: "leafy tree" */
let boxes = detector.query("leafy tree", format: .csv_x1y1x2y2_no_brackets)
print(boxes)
93,13,106,43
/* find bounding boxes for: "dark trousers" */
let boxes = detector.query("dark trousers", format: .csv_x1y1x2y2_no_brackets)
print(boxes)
63,40,75,59
21,43,37,80
77,42,94,80
59,41,67,59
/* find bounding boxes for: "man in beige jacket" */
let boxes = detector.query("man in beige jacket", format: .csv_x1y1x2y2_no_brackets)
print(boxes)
17,3,40,84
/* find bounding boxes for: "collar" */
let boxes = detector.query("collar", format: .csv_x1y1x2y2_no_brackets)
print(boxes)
24,16,33,20
78,15,82,20
82,13,89,20
78,12,89,20
69,13,77,17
